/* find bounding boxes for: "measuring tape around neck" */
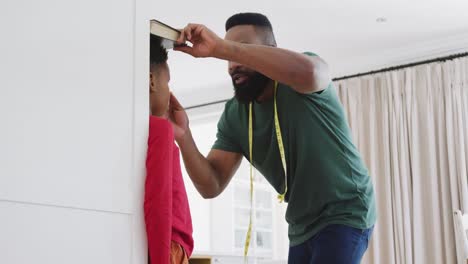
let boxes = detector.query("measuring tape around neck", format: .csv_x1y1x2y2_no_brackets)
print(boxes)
244,81,288,260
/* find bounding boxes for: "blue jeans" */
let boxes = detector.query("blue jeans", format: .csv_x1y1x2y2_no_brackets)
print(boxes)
288,224,374,264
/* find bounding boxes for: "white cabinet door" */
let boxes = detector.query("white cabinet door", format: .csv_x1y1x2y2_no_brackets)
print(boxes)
0,201,132,264
0,0,148,263
0,0,135,213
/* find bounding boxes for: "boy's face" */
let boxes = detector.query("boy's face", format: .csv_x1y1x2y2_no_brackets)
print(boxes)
150,62,170,117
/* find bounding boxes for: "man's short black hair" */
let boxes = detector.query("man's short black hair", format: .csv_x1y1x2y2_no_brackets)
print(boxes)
225,12,273,32
225,13,276,46
150,34,168,66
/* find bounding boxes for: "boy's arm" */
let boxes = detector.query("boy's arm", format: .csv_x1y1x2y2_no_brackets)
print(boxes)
144,117,173,263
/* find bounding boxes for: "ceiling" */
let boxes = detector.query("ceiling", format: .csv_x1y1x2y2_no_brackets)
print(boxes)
155,0,468,108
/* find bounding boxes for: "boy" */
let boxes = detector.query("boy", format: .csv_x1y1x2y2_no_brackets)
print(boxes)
144,34,194,264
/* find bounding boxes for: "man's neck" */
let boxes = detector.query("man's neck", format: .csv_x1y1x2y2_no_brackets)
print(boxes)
256,80,275,103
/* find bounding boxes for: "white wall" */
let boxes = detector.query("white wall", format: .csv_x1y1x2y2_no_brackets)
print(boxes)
0,0,150,263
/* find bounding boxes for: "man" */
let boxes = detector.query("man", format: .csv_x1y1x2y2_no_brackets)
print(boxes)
170,13,376,264
145,34,193,264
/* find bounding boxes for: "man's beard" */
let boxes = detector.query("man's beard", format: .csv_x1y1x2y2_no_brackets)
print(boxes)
232,71,271,104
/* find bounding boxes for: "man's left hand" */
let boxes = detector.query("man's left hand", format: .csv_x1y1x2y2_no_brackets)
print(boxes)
175,23,223,58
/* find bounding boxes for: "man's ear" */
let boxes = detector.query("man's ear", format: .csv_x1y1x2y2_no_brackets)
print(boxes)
149,71,156,93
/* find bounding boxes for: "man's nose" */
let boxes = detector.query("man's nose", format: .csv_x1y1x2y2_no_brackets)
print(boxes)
228,61,243,75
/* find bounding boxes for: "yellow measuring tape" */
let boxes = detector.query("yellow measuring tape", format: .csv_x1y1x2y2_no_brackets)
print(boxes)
244,81,288,260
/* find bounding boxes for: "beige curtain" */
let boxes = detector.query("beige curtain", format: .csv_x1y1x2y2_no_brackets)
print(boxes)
335,56,468,264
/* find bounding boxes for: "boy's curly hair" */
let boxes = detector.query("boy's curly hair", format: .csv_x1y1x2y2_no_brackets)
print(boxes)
150,34,168,65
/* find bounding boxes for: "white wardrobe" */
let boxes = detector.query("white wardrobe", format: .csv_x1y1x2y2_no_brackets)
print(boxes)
0,0,156,262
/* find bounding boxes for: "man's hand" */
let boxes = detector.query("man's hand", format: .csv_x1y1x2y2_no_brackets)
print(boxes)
168,93,189,142
174,23,330,94
174,23,223,58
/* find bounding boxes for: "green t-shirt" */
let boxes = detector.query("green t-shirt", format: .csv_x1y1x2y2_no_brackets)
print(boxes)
212,52,376,246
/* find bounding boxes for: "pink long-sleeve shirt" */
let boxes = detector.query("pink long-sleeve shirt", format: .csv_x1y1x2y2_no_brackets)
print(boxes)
144,116,194,263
